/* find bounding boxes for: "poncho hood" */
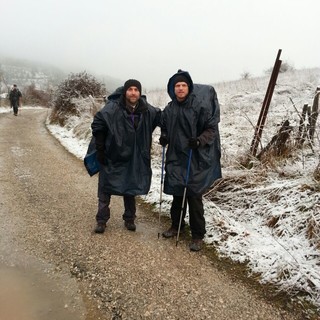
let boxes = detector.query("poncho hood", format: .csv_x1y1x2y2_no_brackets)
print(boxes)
167,70,194,101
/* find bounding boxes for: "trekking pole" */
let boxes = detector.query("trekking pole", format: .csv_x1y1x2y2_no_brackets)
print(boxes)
176,149,192,246
158,146,165,238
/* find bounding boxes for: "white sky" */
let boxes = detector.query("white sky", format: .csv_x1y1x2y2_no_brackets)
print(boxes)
1,0,319,88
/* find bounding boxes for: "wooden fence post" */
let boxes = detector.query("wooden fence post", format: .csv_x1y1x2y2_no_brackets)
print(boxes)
250,49,282,157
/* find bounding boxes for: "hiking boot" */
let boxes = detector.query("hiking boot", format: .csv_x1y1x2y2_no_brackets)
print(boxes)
162,227,178,238
94,222,106,234
124,220,136,231
189,239,204,251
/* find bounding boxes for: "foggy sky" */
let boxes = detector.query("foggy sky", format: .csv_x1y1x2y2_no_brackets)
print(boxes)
1,0,319,89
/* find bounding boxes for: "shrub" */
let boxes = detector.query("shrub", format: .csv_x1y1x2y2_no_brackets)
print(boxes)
240,71,251,80
279,62,295,73
23,83,52,106
49,71,106,125
265,61,295,75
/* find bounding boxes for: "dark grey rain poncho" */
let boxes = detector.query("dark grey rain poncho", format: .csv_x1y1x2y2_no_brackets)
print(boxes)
91,87,161,196
161,70,222,196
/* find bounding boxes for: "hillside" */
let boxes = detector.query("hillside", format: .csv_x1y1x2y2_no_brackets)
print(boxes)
0,56,123,94
0,56,65,91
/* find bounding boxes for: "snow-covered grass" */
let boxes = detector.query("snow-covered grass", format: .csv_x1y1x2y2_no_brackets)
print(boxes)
2,68,319,312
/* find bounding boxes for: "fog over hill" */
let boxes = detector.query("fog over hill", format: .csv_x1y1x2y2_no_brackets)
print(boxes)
0,56,123,93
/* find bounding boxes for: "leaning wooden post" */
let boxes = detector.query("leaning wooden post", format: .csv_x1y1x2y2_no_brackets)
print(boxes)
250,49,282,157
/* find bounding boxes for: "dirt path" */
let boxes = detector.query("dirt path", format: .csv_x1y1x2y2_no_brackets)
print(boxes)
0,109,298,320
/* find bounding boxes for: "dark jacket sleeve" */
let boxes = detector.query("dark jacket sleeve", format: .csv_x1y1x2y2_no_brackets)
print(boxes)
91,111,108,136
197,88,220,147
197,127,215,147
95,131,107,151
160,103,170,136
152,107,162,131
91,111,108,151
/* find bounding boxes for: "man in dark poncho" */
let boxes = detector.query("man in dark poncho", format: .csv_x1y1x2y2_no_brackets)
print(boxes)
91,79,161,233
160,70,222,251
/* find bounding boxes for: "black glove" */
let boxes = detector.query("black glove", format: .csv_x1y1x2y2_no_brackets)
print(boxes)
96,150,105,165
188,137,200,149
159,134,168,147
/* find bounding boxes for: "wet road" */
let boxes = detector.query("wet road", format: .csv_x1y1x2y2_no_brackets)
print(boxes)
0,109,102,319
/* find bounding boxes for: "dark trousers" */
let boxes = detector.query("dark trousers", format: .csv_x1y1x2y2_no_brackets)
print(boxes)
170,195,205,240
96,192,136,224
12,100,19,115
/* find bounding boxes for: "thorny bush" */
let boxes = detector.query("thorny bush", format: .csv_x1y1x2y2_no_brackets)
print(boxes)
49,71,106,125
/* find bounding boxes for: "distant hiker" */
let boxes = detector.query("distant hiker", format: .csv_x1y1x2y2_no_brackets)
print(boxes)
9,84,22,116
91,79,161,234
159,70,222,251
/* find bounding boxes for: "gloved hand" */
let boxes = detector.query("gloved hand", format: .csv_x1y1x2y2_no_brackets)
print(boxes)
188,137,200,149
96,150,105,165
159,134,168,147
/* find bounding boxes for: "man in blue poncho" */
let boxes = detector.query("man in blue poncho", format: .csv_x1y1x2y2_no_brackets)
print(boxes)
160,70,222,251
91,79,161,234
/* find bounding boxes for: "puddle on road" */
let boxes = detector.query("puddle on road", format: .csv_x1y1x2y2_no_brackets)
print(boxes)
0,265,85,320
0,185,89,320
